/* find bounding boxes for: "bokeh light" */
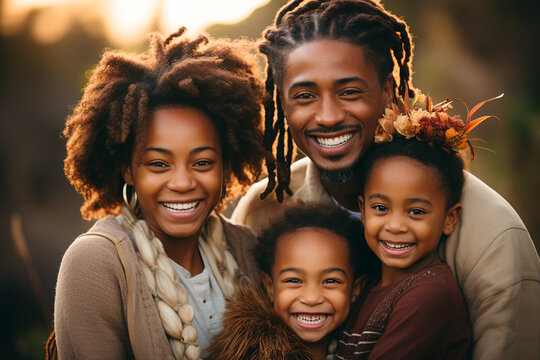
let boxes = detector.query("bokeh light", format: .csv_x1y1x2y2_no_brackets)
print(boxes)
1,0,271,45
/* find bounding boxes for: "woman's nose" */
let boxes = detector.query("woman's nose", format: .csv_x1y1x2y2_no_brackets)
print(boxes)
167,167,197,192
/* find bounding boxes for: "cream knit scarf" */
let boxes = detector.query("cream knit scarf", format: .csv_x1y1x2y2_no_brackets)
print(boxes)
119,206,244,360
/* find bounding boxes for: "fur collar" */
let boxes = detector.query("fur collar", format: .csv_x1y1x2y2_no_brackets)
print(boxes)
207,285,313,359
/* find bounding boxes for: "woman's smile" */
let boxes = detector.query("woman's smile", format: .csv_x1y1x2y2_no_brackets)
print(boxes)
161,200,202,216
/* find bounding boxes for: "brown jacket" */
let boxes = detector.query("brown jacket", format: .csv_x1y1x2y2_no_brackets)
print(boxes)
53,214,260,359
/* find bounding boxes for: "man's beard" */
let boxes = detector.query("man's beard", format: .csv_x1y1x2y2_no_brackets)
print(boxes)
317,160,362,185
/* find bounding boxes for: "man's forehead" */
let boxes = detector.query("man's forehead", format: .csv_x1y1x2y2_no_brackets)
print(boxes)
282,40,376,87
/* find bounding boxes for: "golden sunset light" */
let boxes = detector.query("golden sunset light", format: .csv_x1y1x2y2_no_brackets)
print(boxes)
2,1,539,359
1,0,271,45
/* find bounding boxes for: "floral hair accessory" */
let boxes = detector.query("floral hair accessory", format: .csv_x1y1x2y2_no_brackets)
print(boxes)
374,89,504,160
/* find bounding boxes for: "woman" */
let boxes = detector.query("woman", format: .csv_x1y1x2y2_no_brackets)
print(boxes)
51,28,266,359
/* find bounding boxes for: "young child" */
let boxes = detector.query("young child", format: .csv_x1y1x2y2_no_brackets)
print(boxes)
336,94,484,359
49,28,266,359
208,204,377,360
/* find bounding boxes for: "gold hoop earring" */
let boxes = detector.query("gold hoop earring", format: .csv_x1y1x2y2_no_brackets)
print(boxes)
123,183,138,212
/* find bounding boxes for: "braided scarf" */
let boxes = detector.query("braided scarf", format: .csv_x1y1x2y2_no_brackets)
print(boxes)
119,206,245,359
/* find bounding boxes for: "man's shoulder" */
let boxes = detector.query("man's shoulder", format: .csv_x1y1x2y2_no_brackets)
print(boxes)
231,157,312,233
444,171,538,291
239,156,310,203
461,171,527,229
230,177,287,232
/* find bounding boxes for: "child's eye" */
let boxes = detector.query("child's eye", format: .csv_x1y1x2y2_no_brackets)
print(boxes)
284,278,301,284
372,204,388,212
323,278,343,285
408,208,426,216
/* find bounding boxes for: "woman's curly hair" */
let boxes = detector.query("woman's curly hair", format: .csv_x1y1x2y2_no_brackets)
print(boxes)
63,28,266,220
258,0,416,201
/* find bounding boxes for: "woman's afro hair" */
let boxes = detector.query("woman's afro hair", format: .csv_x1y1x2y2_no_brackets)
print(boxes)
63,28,266,219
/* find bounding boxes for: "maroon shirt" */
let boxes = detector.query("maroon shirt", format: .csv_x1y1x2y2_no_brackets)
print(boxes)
337,262,471,359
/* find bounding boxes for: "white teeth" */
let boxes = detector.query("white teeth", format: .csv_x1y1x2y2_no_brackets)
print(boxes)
382,241,414,250
162,202,198,212
295,314,328,325
315,133,353,147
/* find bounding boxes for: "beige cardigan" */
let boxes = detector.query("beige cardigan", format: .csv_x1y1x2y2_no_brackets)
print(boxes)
232,156,540,360
54,214,260,359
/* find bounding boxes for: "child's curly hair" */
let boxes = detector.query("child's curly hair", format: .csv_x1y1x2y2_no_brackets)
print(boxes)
63,28,266,220
255,203,379,278
360,137,465,209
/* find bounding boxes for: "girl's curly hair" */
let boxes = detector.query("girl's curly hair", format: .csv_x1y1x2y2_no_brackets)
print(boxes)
63,28,266,220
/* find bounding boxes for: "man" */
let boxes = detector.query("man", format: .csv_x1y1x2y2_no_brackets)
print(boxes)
232,1,540,359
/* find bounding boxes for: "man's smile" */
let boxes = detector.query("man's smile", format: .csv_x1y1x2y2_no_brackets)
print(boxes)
313,132,355,148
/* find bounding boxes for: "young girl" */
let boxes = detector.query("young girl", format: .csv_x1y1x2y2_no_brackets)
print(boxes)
208,204,377,360
336,94,479,359
51,28,266,359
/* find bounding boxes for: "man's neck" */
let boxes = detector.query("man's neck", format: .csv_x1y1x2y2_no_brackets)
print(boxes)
322,176,362,212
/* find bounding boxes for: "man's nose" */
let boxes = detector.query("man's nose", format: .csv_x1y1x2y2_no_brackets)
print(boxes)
314,95,345,128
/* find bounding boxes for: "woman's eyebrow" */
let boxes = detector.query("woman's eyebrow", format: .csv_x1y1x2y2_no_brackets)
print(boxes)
143,146,217,155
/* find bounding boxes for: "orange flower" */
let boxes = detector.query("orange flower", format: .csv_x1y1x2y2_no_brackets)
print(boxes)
379,108,397,133
445,128,468,150
394,114,419,138
372,88,501,160
374,125,393,143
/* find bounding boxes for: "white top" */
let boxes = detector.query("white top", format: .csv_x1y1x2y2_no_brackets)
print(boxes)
170,246,226,358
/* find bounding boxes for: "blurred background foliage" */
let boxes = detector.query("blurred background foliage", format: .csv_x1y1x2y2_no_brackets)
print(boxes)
1,0,538,358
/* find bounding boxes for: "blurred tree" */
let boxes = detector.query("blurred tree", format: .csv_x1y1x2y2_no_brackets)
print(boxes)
1,10,109,358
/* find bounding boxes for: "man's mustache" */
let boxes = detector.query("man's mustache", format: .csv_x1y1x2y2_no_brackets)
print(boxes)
304,125,361,135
